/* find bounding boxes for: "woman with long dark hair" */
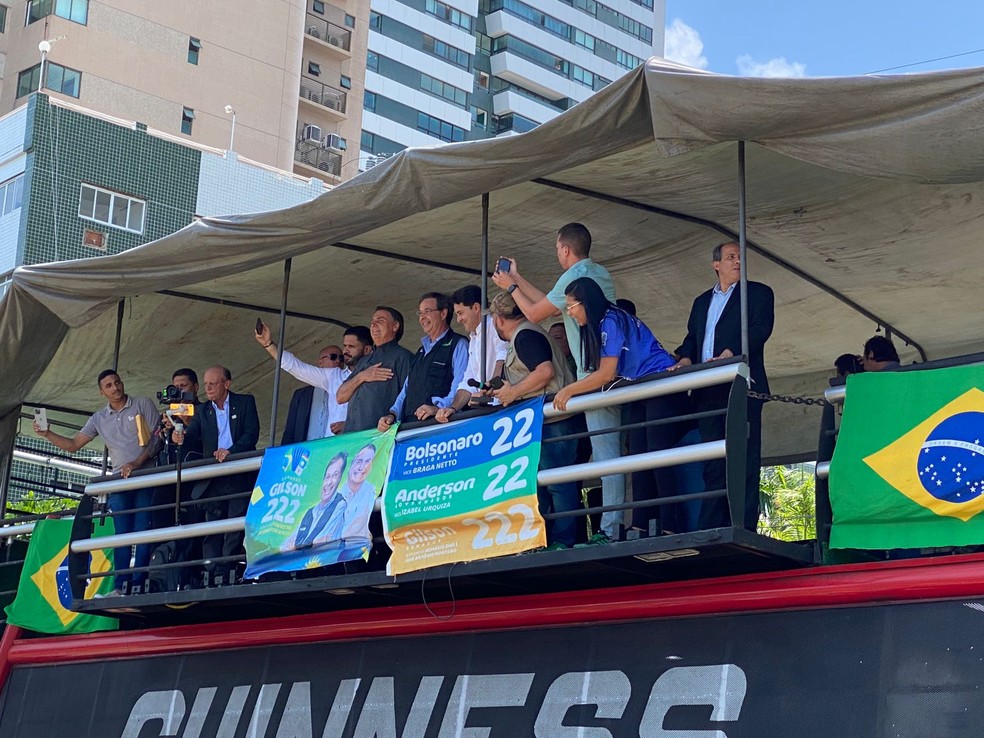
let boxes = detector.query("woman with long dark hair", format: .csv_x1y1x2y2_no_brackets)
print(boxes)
553,277,688,537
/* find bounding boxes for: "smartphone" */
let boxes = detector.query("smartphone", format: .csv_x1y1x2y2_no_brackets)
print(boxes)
255,317,264,335
496,257,511,273
33,407,48,432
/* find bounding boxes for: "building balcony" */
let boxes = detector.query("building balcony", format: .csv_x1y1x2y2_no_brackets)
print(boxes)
304,13,352,55
294,140,343,179
299,76,347,120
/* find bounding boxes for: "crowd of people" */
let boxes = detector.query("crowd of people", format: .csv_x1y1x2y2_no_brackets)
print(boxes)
32,221,908,594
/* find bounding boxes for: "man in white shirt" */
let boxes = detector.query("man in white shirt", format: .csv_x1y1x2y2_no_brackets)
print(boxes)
255,323,372,439
435,284,508,422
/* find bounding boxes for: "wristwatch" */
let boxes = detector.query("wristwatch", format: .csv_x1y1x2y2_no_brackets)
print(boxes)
507,284,518,294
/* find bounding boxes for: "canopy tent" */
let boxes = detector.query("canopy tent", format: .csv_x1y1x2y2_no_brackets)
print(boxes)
3,58,984,465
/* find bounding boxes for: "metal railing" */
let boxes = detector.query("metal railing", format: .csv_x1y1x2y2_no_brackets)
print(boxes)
52,360,755,602
298,76,347,114
294,143,342,177
304,13,351,52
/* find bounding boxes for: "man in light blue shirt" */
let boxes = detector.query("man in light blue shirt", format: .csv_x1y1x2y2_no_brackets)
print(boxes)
491,222,623,544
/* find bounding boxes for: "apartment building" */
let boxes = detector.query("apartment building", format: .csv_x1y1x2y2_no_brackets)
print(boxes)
0,0,371,183
361,0,665,159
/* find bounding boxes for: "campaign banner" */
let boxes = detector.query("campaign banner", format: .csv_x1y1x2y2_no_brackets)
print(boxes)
244,427,397,578
383,397,546,574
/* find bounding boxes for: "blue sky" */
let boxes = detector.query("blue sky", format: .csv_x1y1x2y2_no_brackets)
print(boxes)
663,2,984,77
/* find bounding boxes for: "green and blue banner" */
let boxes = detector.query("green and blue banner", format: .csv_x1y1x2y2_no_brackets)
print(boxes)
830,364,984,549
5,517,119,634
383,398,546,574
244,427,397,578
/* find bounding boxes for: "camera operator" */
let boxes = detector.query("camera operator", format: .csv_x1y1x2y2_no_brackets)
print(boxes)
488,292,580,550
159,368,203,464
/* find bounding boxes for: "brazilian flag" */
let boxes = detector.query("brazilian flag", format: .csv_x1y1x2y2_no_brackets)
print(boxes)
830,364,984,549
5,518,119,634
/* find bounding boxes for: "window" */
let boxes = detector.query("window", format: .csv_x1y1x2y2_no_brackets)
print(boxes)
188,37,201,65
79,184,145,234
367,51,379,71
369,11,381,29
16,65,40,99
364,90,376,112
339,75,351,89
472,106,488,130
417,112,464,143
26,0,51,24
422,35,470,69
45,62,81,97
476,70,490,90
420,73,467,107
344,13,355,27
474,31,492,55
27,0,86,24
361,130,375,151
16,62,80,99
424,0,473,31
0,5,8,33
55,0,86,23
574,29,594,51
572,64,594,88
0,176,24,217
616,48,642,70
312,0,325,14
307,61,321,76
181,107,194,135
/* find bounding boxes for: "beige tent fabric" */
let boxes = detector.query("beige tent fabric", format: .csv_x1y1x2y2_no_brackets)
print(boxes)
4,60,984,462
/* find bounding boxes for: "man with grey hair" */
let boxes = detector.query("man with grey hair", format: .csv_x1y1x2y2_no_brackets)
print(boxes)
670,241,774,531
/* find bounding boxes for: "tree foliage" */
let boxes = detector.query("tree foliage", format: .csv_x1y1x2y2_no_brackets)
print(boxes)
758,465,816,541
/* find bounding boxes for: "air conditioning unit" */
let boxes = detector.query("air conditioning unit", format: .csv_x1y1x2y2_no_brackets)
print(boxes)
323,133,347,151
308,26,322,39
301,124,322,143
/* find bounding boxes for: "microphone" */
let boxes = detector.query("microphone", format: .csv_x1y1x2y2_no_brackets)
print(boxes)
467,377,504,391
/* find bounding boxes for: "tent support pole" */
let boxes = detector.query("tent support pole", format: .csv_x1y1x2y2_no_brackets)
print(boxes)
737,141,749,358
270,259,292,442
480,192,489,384
532,177,927,362
102,299,125,474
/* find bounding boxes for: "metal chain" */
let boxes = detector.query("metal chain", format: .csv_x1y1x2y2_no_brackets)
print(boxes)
747,389,831,407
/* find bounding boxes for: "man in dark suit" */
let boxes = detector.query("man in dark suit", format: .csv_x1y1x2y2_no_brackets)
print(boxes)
671,242,774,531
280,345,343,446
174,365,259,581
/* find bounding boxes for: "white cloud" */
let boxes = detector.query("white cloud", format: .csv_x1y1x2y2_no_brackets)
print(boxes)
663,18,709,70
735,55,807,78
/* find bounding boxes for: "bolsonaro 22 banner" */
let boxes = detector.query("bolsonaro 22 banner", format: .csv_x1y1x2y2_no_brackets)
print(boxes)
244,427,397,578
383,398,547,574
830,364,984,549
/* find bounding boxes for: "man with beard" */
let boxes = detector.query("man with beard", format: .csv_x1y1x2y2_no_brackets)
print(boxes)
336,307,414,432
255,323,372,438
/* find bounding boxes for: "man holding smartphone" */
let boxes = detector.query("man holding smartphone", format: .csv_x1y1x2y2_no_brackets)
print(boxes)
491,222,623,545
35,369,160,594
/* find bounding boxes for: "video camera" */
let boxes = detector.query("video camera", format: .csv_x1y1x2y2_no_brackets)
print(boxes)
156,385,196,417
467,377,504,406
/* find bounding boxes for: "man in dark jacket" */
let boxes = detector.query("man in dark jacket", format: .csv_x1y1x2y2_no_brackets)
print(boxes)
671,242,774,531
174,365,259,580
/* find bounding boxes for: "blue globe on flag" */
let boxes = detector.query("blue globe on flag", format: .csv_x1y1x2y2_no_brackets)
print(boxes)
918,411,984,504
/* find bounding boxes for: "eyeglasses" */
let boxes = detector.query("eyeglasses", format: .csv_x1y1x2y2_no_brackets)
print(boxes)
416,308,440,317
319,353,341,361
565,301,582,312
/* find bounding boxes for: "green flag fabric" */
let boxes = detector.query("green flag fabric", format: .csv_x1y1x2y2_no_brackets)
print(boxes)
830,364,984,549
5,518,119,634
